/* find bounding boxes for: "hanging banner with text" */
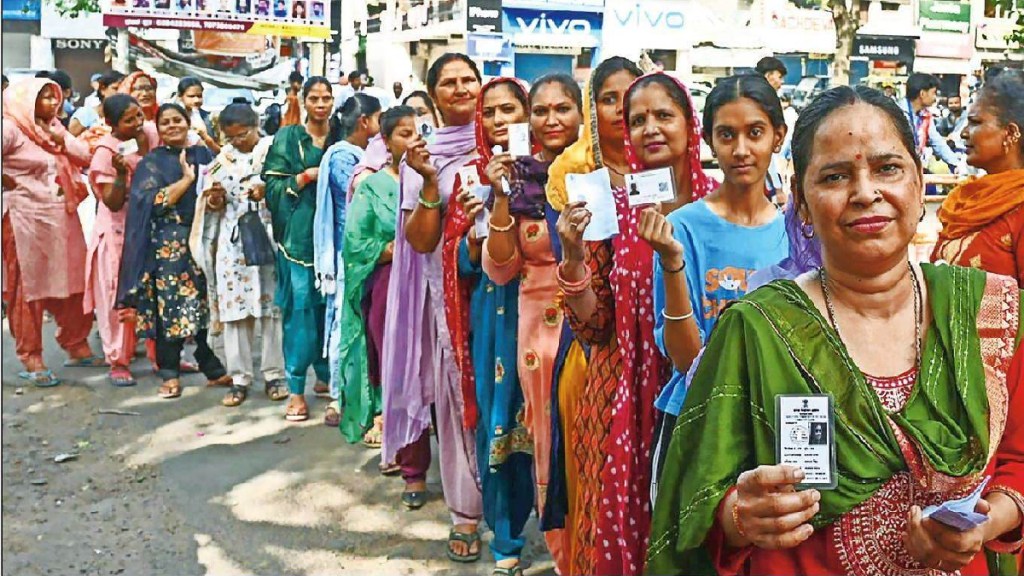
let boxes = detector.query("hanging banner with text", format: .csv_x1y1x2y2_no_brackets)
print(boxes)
102,0,330,39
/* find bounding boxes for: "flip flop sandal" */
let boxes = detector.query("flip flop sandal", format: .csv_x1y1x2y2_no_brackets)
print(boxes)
206,375,233,388
264,379,289,402
379,461,401,476
222,385,247,407
158,382,182,399
180,361,200,374
492,564,524,576
323,401,341,427
18,370,60,388
362,427,382,448
108,368,137,388
401,490,427,510
64,355,108,368
446,529,481,563
285,402,309,422
313,381,330,399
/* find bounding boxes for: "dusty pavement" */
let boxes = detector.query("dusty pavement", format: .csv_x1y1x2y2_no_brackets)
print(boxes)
1,322,557,576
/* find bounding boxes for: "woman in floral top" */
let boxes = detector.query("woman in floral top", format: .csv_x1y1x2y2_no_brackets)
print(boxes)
198,102,287,407
117,103,231,399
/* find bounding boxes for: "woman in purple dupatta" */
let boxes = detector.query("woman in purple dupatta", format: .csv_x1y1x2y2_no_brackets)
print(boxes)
380,53,486,562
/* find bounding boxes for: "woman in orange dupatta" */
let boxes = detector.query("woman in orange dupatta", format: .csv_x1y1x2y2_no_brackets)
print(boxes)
1,78,101,387
933,73,1024,286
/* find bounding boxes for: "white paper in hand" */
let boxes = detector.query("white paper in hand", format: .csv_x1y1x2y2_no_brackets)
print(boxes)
458,166,481,193
566,168,619,241
626,167,675,208
508,123,531,157
472,184,491,239
117,139,139,157
923,476,991,532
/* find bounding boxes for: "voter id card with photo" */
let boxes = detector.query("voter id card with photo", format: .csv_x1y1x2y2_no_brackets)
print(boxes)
508,123,531,157
458,166,481,194
775,394,837,490
625,167,675,208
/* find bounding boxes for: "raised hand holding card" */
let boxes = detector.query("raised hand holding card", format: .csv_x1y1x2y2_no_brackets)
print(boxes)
566,168,619,241
508,124,531,157
775,394,837,490
626,167,676,208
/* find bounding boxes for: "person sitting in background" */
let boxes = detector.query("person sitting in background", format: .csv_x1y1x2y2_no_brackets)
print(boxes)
70,70,124,137
937,94,969,152
933,73,1024,287
898,73,962,171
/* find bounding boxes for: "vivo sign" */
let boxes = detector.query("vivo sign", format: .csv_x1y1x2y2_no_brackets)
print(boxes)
612,5,685,30
515,12,592,35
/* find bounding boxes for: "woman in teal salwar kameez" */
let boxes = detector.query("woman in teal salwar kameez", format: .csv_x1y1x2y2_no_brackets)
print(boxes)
441,77,536,574
336,106,414,444
263,77,334,422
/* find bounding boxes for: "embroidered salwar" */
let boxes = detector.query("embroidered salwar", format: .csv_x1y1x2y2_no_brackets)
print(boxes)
647,265,1024,576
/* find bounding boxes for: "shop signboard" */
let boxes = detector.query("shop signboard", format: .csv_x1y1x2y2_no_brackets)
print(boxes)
919,0,971,35
101,0,331,39
502,6,602,47
762,0,836,55
468,32,514,61
853,35,916,62
467,0,502,34
3,0,40,20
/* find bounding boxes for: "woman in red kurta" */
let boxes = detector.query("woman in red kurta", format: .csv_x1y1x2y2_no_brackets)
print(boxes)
2,78,101,386
932,73,1024,286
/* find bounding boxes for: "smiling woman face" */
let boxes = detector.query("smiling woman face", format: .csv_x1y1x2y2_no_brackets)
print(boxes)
627,82,689,169
798,102,922,274
157,107,190,147
431,59,480,127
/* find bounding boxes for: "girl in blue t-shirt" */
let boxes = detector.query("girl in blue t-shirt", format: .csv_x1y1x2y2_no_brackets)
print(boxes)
638,75,791,501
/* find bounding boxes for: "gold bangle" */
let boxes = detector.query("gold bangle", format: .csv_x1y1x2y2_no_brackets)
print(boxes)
732,500,748,539
489,215,516,233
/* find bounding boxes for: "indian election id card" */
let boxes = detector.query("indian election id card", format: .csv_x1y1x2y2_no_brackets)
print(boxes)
471,184,492,240
626,167,675,208
508,123,531,157
457,166,481,193
566,168,619,241
117,139,139,157
775,394,837,489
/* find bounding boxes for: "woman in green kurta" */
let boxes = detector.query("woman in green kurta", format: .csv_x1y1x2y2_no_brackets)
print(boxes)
647,86,1024,576
337,106,418,443
263,76,335,422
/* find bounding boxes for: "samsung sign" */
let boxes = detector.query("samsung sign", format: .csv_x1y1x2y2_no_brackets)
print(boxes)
503,7,602,47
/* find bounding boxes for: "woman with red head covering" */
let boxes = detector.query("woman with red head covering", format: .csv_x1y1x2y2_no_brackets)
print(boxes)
1,78,102,387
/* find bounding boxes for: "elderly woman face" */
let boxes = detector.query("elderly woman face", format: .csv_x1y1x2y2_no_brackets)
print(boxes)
797,102,922,273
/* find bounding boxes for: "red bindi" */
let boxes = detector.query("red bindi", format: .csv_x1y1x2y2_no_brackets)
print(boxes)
855,154,862,160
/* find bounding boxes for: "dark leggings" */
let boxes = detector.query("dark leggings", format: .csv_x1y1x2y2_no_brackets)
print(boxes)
155,329,226,383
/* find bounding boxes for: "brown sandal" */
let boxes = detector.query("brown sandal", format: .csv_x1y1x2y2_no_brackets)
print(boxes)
313,380,330,398
158,380,182,399
222,385,247,407
285,396,309,422
362,415,384,448
207,374,232,388
323,401,341,427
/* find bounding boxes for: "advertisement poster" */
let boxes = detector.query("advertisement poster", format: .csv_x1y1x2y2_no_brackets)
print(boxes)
102,0,330,39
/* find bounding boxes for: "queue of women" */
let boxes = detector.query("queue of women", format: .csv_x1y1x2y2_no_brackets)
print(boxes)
3,52,1023,575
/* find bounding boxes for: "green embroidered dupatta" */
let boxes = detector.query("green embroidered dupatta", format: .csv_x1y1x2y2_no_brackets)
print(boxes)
647,264,1020,575
337,170,397,443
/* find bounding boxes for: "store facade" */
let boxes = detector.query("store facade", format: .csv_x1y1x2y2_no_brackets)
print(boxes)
500,0,603,82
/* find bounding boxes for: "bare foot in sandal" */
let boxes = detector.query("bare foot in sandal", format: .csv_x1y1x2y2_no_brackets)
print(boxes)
285,395,308,422
159,379,182,399
449,523,480,561
222,385,247,407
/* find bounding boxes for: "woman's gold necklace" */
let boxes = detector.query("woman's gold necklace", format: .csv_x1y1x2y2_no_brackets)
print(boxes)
819,261,923,370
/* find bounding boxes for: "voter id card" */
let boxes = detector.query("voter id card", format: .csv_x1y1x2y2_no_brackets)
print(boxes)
625,167,675,208
117,139,139,157
508,123,531,157
775,394,837,490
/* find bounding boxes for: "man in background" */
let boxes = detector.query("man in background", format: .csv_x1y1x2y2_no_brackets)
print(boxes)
897,73,962,171
755,56,787,91
936,94,968,151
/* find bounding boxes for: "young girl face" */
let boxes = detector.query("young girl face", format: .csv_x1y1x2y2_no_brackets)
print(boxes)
385,116,418,163
595,70,636,151
113,103,145,141
530,81,581,156
627,82,690,169
480,82,527,149
710,97,783,188
180,84,204,112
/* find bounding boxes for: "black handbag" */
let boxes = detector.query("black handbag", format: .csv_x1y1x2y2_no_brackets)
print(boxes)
232,202,275,267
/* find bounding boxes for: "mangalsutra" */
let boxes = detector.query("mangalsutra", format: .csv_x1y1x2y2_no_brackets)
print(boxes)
819,262,922,370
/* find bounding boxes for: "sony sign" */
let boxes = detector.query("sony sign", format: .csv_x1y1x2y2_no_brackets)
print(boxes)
53,39,107,50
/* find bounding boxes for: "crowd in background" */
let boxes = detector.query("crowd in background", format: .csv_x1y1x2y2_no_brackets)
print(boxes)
2,53,1024,576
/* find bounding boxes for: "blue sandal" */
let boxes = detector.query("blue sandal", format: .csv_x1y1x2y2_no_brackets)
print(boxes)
18,370,61,387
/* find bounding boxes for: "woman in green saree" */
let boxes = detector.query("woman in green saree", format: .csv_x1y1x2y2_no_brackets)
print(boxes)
647,85,1024,576
336,106,417,444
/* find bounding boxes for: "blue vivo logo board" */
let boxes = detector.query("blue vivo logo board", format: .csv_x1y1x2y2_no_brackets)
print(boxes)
502,7,602,46
611,3,684,30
